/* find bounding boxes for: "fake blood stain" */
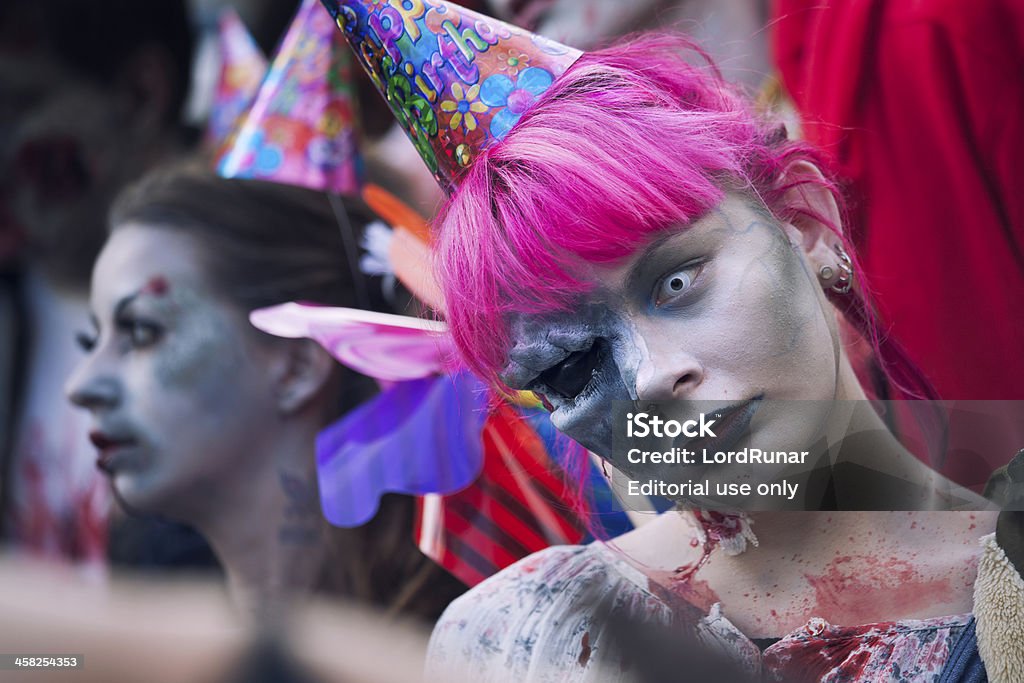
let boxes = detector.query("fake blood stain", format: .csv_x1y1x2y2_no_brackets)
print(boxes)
803,555,951,623
643,562,721,617
143,276,169,296
578,632,591,667
669,577,719,613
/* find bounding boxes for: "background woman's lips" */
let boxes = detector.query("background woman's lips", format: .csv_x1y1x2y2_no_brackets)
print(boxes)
89,431,137,472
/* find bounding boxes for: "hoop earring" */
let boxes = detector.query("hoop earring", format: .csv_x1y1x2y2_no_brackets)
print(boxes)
831,245,854,295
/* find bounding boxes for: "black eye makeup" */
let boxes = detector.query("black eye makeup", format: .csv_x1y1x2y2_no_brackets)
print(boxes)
75,314,99,352
84,288,172,354
533,340,606,401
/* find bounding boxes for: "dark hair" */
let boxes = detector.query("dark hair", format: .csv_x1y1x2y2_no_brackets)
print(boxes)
111,166,409,415
109,166,465,620
110,166,403,312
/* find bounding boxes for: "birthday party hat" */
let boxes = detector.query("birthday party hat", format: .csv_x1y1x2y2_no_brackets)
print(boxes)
319,0,582,192
218,0,362,194
205,8,268,148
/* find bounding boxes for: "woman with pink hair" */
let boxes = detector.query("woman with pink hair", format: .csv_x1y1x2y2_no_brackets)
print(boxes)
321,0,1022,678
418,34,1013,683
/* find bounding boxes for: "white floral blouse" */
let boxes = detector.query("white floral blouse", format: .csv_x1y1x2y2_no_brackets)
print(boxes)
427,543,970,682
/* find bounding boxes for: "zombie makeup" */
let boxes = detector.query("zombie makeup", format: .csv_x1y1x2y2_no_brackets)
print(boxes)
67,225,280,519
76,286,169,473
149,284,244,390
503,306,634,457
142,276,169,296
502,197,839,497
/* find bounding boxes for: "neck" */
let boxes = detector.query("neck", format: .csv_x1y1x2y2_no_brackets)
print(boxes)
620,507,994,634
620,358,995,633
817,356,987,510
187,428,328,615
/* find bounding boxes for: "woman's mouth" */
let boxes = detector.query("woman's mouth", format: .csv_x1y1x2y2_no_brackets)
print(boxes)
89,431,137,472
682,396,762,455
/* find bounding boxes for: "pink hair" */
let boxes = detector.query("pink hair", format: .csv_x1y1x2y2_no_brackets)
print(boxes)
435,33,936,403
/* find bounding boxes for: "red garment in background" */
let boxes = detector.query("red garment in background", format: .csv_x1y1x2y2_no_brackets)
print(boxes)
774,0,1024,399
773,0,1024,480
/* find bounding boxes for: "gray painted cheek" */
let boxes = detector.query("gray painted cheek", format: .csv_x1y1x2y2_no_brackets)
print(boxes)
128,301,237,475
709,205,825,369
582,317,665,464
503,314,577,384
606,314,647,402
705,206,839,407
502,307,607,385
543,304,610,350
751,229,826,363
541,310,637,458
122,299,258,512
153,289,246,392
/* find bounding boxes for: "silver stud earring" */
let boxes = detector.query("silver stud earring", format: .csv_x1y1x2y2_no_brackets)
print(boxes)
830,244,854,295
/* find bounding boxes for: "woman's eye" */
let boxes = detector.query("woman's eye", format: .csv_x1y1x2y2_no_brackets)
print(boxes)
75,331,97,352
130,322,161,348
655,264,702,306
117,319,162,349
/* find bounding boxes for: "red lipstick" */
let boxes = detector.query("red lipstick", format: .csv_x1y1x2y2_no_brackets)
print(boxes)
89,431,135,472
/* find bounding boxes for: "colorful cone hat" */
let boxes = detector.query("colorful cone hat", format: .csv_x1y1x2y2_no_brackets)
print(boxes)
218,0,362,195
205,8,268,148
319,0,582,192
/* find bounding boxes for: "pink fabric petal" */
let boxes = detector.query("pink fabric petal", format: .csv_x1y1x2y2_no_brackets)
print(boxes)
249,302,454,381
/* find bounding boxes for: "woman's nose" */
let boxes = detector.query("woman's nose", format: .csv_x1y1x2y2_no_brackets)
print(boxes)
65,359,120,411
633,344,705,402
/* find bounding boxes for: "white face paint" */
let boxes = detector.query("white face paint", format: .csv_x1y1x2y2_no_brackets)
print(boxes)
66,224,280,519
501,196,840,474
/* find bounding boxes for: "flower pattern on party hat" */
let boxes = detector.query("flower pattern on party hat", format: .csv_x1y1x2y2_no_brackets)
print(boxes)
205,8,268,148
217,0,362,194
319,0,582,192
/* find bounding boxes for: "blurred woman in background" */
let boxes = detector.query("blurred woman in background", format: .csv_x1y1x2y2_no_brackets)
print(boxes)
65,166,464,619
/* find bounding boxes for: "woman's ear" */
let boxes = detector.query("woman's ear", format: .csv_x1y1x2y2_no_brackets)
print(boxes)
271,338,337,415
776,160,845,278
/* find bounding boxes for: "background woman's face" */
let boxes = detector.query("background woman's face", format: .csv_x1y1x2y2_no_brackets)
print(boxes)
500,196,840,477
66,225,278,518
